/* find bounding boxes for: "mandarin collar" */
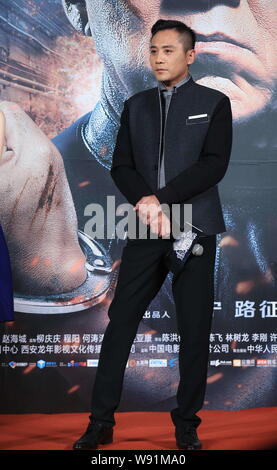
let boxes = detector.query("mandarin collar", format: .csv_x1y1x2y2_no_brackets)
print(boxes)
157,72,191,93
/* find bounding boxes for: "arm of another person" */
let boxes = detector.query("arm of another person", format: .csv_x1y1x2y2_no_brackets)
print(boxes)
110,99,153,206
0,110,6,157
153,95,233,204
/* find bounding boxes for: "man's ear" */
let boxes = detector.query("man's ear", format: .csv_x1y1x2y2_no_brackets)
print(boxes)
62,0,92,36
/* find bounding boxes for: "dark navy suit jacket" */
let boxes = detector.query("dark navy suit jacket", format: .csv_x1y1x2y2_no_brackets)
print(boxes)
111,75,233,235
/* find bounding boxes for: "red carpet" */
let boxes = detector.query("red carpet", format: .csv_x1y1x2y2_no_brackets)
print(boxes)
0,408,276,450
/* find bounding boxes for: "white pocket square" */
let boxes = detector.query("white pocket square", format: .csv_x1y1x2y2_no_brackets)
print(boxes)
188,113,208,119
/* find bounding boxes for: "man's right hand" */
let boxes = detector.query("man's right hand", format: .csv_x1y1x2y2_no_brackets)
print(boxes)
149,209,171,238
134,194,171,238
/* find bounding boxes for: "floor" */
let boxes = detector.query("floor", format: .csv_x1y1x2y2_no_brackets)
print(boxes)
0,407,276,450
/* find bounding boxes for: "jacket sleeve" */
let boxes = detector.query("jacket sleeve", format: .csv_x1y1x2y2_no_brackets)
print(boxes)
153,95,233,204
110,99,153,206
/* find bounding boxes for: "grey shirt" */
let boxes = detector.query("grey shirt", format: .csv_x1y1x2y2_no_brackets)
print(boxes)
157,73,192,188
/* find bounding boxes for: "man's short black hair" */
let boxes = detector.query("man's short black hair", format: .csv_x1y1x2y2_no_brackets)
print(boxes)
150,19,196,51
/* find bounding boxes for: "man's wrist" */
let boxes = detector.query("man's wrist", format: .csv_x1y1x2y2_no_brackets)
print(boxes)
154,184,179,205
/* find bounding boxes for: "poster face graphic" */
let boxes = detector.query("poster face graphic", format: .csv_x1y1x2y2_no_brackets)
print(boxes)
0,0,276,413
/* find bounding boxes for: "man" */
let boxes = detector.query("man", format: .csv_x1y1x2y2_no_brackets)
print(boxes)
73,19,233,450
54,0,277,415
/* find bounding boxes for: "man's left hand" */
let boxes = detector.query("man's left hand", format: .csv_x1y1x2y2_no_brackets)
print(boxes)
133,195,162,226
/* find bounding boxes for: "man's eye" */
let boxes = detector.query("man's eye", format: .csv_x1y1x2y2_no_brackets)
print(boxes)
149,49,172,54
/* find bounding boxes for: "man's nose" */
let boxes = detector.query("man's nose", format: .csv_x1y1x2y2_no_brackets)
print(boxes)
160,0,240,13
155,54,164,63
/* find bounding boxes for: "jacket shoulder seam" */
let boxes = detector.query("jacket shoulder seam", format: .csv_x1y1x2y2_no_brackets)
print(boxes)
193,82,228,100
127,88,155,104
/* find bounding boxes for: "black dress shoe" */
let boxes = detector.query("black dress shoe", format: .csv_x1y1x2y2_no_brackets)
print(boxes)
73,421,113,450
175,425,202,450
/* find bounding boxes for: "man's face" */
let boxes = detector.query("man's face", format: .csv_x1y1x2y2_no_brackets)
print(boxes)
149,29,195,87
82,0,277,120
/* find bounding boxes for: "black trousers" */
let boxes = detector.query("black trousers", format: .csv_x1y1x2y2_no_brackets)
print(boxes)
89,234,217,429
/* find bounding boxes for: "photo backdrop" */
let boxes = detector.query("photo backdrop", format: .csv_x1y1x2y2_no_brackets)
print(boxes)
0,0,276,413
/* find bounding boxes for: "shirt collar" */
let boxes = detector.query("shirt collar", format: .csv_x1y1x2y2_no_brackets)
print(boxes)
157,72,191,93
